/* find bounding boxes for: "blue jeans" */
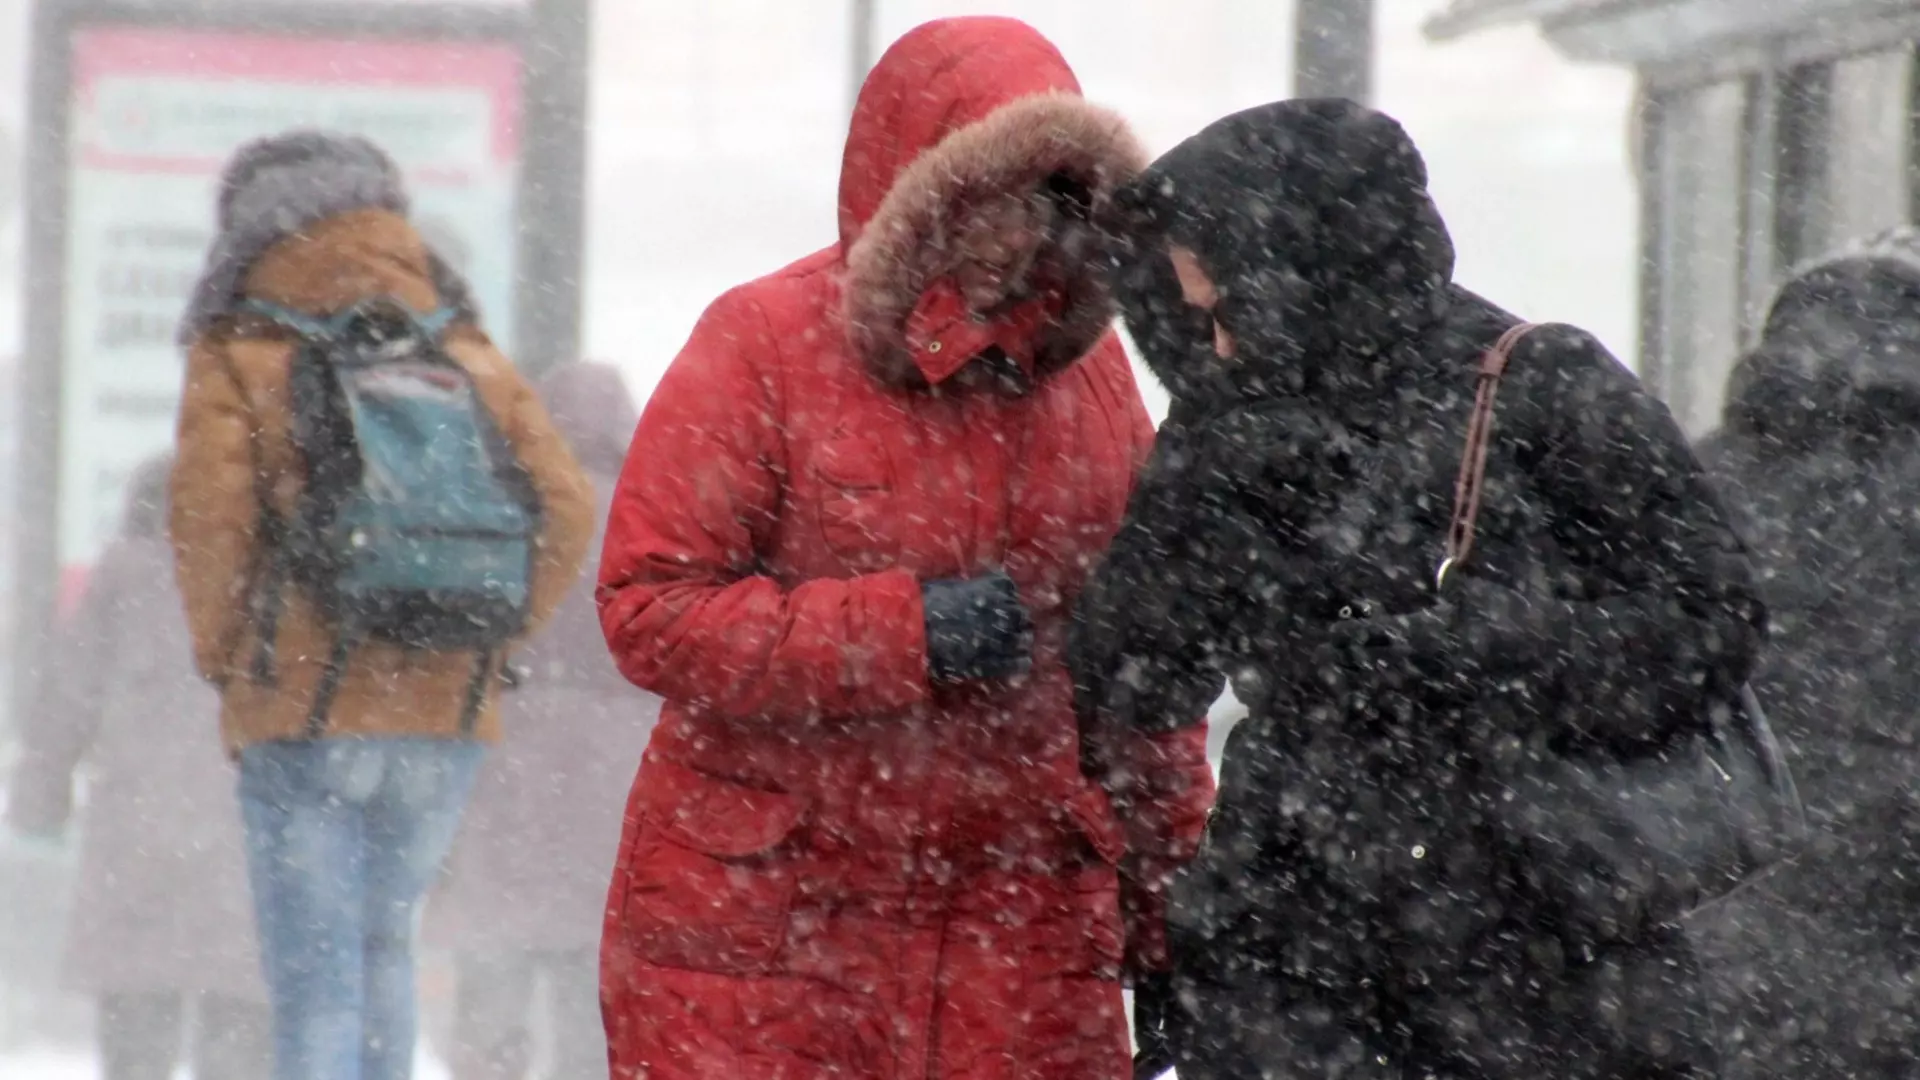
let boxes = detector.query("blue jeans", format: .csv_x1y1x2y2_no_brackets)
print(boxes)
238,737,483,1080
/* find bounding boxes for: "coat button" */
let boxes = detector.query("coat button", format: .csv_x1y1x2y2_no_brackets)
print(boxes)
1411,844,1427,859
926,340,943,353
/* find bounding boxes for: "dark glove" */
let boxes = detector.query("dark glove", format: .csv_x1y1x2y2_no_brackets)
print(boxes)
1131,970,1181,1080
922,570,1034,683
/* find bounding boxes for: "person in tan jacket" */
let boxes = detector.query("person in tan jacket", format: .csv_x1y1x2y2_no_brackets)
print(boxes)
168,131,594,1080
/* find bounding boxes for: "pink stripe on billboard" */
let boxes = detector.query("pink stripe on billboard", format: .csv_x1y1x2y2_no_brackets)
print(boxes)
76,150,480,188
73,26,523,160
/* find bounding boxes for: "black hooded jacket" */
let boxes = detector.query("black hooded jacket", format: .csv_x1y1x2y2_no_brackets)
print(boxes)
1691,231,1920,1080
1072,100,1761,1078
1077,99,1760,753
1698,241,1920,807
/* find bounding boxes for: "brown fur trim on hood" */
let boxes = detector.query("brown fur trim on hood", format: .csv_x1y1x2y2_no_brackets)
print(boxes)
844,92,1148,390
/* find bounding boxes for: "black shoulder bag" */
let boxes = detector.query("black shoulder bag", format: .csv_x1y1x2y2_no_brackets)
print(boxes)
1442,323,1806,942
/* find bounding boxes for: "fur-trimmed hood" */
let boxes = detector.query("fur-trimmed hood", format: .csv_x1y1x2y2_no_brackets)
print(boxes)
838,18,1146,392
180,130,476,343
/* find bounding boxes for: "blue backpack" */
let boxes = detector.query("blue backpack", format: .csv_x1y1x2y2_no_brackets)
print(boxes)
242,297,540,735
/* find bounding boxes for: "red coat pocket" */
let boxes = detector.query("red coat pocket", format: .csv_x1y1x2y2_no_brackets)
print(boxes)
812,433,899,570
619,759,811,975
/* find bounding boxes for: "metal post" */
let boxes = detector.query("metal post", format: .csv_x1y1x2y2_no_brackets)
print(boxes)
12,0,70,744
519,0,591,374
1293,0,1375,103
850,0,876,110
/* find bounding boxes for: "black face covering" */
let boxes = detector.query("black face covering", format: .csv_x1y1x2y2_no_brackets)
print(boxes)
1108,99,1457,421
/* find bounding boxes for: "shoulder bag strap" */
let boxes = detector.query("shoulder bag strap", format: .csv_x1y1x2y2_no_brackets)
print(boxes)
1435,321,1542,591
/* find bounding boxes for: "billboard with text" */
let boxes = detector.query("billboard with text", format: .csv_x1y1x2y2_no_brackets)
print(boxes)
58,25,522,580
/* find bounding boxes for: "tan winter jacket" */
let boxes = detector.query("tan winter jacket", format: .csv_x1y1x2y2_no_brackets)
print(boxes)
170,208,595,753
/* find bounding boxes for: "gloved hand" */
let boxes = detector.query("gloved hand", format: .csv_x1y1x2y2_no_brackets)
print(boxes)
1131,969,1181,1080
922,570,1035,683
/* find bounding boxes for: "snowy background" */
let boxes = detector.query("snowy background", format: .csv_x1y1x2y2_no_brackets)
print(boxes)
579,0,1637,424
0,0,1637,1074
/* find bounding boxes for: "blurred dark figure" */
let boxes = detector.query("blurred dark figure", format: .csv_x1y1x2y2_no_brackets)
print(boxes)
433,362,658,1080
6,454,271,1080
1692,227,1920,1080
1073,99,1763,1080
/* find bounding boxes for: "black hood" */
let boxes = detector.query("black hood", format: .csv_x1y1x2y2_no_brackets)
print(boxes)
1109,99,1456,416
1722,227,1920,452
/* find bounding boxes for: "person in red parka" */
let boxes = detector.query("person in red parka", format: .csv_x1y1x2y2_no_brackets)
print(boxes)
595,16,1216,1080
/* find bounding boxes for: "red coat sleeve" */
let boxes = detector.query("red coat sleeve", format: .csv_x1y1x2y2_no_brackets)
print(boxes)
1099,352,1217,974
1109,361,1213,863
597,288,932,723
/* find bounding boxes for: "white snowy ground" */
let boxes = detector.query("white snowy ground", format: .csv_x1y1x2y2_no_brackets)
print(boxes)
1,1047,1176,1079
3,1044,1187,1080
1,1047,451,1080
3,1030,1166,1079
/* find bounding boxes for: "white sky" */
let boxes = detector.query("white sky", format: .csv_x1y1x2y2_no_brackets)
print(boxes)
0,0,1638,410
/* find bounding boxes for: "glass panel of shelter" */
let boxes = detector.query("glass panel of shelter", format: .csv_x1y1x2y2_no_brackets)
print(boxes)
1646,43,1920,438
1651,77,1747,438
1825,47,1914,246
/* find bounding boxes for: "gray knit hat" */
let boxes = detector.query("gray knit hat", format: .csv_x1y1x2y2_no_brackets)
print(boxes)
179,129,476,343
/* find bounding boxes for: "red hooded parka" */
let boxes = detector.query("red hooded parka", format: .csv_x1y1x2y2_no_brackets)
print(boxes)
597,18,1214,1079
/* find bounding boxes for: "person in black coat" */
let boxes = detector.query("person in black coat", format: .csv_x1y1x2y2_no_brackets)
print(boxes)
1691,228,1920,1080
1072,99,1763,1080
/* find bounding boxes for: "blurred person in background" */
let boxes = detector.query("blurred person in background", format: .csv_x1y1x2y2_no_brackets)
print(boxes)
6,453,271,1080
1693,227,1920,1080
433,361,656,1080
169,131,594,1080
594,16,1213,1080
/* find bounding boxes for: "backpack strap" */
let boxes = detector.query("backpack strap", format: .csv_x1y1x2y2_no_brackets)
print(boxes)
415,306,461,339
305,631,355,738
239,298,460,341
1436,322,1541,591
247,507,291,685
238,298,335,339
458,650,494,736
231,299,326,686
